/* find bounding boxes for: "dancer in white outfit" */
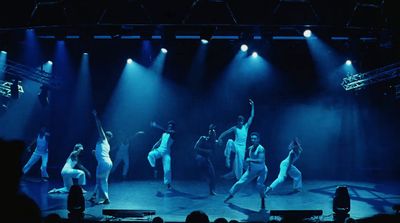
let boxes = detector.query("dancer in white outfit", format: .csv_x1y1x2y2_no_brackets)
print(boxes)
111,131,144,180
147,120,175,189
224,132,268,210
23,127,50,181
48,144,91,193
218,99,254,180
264,138,303,195
89,110,113,205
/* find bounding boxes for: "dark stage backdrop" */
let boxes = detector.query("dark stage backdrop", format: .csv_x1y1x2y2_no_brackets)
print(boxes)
1,38,399,183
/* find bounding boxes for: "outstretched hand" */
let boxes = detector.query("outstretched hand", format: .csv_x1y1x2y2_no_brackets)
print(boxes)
150,121,157,128
249,99,254,106
92,110,97,116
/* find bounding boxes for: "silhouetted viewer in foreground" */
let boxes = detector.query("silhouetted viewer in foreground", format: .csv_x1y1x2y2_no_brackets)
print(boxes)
3,138,41,223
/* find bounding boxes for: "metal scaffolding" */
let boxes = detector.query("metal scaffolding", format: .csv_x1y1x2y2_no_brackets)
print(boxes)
1,59,61,89
341,62,400,91
0,80,24,98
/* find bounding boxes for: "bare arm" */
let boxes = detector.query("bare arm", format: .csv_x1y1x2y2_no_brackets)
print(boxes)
26,138,36,152
293,137,303,153
246,99,255,127
76,163,91,178
218,126,235,141
152,138,162,150
194,136,213,154
92,110,106,140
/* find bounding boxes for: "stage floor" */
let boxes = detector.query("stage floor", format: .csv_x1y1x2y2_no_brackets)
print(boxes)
20,178,400,222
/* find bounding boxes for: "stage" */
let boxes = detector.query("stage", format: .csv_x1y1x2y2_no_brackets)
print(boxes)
20,178,400,222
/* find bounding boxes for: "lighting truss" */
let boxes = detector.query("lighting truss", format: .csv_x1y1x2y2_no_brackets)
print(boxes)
0,80,24,98
341,62,400,91
1,59,60,89
395,84,400,99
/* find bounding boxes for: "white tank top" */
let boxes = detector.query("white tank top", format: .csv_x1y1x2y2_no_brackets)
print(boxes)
95,139,111,162
157,133,171,153
35,135,48,154
62,157,77,171
234,125,248,146
249,144,265,169
282,150,299,164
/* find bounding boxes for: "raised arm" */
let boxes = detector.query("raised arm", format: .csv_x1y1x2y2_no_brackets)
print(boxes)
150,121,166,131
92,110,106,140
293,137,303,153
246,99,255,127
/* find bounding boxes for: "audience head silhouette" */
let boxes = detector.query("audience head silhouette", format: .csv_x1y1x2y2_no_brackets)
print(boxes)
185,210,210,223
152,216,164,223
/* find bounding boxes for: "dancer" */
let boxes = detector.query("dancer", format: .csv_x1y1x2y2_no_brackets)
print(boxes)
48,144,91,194
147,120,175,189
194,124,218,195
23,127,50,181
264,138,303,195
111,131,144,180
218,99,254,180
89,110,113,204
224,132,268,210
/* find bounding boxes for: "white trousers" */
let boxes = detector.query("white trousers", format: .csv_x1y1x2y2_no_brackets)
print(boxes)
229,165,268,198
62,168,86,189
94,160,112,201
224,139,246,180
270,161,302,190
23,152,49,178
49,168,87,194
147,149,171,185
111,151,129,177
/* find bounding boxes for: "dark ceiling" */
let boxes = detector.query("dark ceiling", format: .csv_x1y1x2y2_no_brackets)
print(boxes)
0,0,399,38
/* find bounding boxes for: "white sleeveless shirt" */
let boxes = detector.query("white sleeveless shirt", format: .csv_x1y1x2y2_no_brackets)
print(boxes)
234,125,248,146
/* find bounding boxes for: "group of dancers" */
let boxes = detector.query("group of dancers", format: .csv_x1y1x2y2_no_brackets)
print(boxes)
22,99,303,208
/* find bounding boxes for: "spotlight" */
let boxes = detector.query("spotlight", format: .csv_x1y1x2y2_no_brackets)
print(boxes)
83,52,88,56
240,44,248,52
303,29,312,38
200,31,212,44
38,85,49,107
251,52,258,58
161,48,168,53
333,186,351,222
127,58,133,64
47,60,53,65
345,60,352,65
1,50,6,54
